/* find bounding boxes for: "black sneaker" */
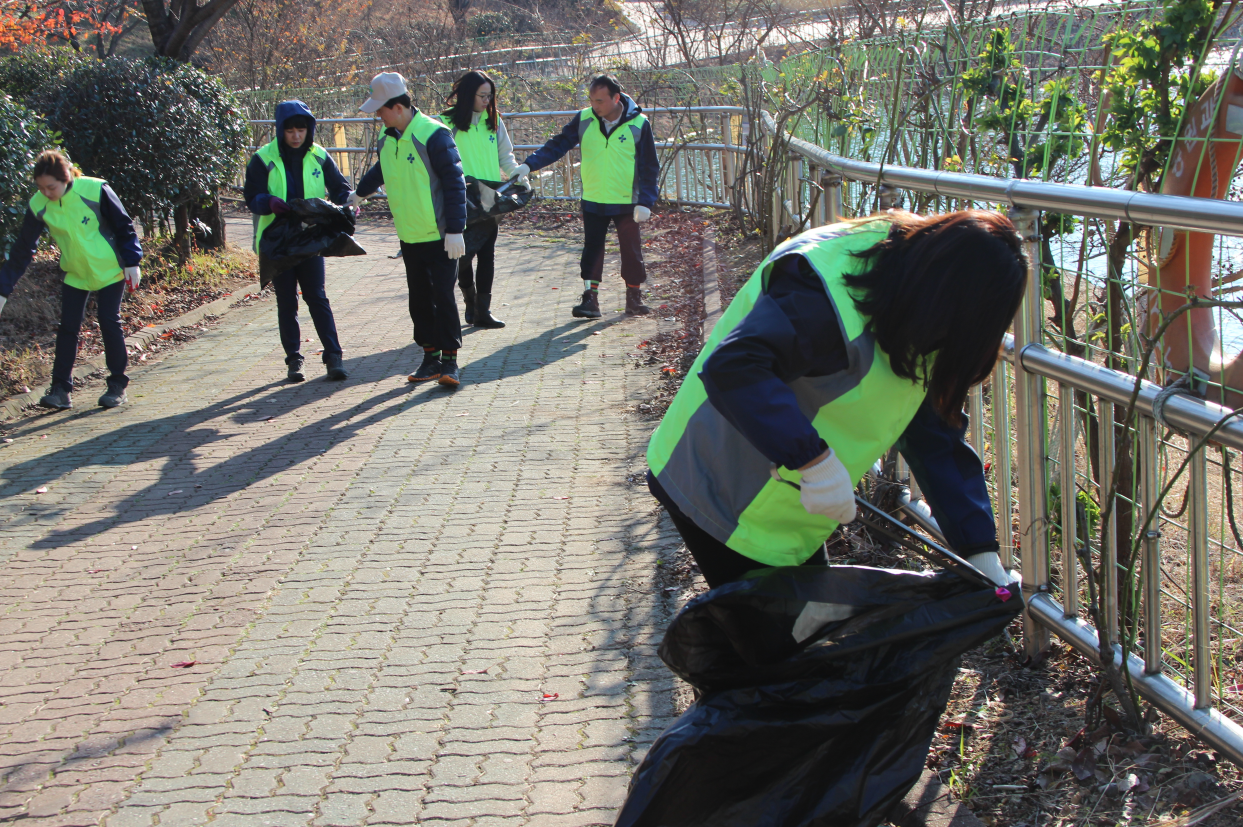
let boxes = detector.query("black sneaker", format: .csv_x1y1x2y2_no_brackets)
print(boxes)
438,362,461,387
287,357,305,383
98,381,126,409
572,289,602,319
325,353,347,381
408,354,442,383
625,286,652,316
39,386,72,409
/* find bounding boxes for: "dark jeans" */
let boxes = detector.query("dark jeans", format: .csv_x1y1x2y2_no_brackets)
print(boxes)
649,471,827,589
459,219,499,296
400,239,462,351
581,210,646,285
272,256,342,365
52,278,127,393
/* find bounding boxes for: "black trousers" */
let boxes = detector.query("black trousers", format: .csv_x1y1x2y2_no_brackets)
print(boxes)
581,210,646,285
52,278,127,393
459,219,499,296
272,256,341,365
649,471,827,589
400,239,462,351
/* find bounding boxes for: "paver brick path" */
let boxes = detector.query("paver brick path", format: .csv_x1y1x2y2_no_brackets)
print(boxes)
0,221,682,826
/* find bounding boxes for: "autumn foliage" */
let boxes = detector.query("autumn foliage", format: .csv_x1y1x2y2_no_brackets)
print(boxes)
0,0,120,51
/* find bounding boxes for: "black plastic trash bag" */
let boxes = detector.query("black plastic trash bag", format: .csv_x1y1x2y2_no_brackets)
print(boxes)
615,565,1022,827
465,176,533,226
258,197,366,287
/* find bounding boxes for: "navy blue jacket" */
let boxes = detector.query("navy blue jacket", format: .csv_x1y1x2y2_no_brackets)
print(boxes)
244,100,352,215
698,254,999,553
0,182,142,298
522,94,659,215
355,110,467,236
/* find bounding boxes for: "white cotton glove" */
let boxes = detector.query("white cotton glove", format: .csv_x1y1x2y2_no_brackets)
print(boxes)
124,266,141,292
515,163,531,179
633,205,651,223
797,449,856,524
0,295,6,316
346,191,364,209
445,233,465,260
966,551,1012,586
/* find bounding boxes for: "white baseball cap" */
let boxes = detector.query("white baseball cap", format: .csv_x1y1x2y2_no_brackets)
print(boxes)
360,72,409,113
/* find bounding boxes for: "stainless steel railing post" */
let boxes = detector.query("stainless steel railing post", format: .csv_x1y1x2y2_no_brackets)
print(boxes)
1139,415,1163,674
993,361,1015,570
1099,398,1119,645
1190,446,1212,708
1010,206,1051,657
823,172,843,223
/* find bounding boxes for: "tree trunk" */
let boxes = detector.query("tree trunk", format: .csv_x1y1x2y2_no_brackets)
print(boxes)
173,203,192,263
193,197,227,251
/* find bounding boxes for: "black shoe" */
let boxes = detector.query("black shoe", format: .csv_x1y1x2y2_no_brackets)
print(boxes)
39,386,72,409
408,354,442,383
625,286,652,316
572,289,602,319
325,353,347,381
438,362,461,387
460,280,477,326
474,293,505,328
98,380,126,409
287,357,305,383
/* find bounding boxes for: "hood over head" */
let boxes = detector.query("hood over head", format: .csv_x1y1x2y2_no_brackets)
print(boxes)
274,100,317,155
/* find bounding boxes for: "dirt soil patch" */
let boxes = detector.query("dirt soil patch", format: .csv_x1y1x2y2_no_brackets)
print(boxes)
0,242,257,402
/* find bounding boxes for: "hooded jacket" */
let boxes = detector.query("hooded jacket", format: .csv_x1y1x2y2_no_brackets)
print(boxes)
522,93,659,215
244,100,351,216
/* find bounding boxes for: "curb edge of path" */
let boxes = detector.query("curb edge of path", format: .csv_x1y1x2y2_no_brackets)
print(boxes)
1,281,263,423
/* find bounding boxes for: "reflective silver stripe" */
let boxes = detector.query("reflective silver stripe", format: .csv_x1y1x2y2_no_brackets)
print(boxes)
411,136,444,236
79,196,121,259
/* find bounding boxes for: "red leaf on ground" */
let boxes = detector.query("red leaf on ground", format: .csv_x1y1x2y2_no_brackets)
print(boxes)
170,661,197,668
463,668,489,675
541,693,559,700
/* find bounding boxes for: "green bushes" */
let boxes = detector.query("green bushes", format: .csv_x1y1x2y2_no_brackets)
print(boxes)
0,95,55,258
48,57,249,230
0,51,248,257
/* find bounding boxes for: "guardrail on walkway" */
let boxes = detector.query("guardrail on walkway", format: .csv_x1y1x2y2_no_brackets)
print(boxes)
759,111,1243,765
243,106,750,210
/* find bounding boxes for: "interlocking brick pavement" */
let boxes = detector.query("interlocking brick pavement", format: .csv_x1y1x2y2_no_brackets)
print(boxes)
0,219,685,826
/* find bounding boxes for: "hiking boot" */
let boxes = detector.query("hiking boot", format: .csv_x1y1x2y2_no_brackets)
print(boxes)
408,353,442,383
625,286,652,316
97,380,126,409
572,289,602,319
460,280,477,326
325,353,347,381
39,386,72,409
287,357,305,383
438,362,461,388
474,293,505,328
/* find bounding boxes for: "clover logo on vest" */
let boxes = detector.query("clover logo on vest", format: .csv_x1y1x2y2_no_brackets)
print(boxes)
312,169,322,178
81,216,90,226
407,153,417,164
618,134,627,143
489,134,496,143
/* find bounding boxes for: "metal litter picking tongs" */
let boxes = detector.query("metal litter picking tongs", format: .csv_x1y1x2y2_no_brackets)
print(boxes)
768,466,1002,591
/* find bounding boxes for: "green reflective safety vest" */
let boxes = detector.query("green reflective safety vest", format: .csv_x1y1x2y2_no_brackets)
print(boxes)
379,112,451,244
450,116,502,182
252,140,330,253
578,107,646,205
646,220,931,566
29,177,124,292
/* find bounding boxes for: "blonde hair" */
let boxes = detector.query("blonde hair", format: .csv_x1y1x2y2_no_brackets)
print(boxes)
32,150,79,184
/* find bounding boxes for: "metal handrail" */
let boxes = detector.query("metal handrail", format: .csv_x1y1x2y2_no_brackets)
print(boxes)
760,109,1243,765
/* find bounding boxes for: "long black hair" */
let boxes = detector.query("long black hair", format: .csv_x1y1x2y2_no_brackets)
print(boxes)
844,209,1027,426
446,70,498,133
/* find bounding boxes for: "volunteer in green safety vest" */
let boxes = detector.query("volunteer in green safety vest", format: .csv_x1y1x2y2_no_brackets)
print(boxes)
0,150,143,411
440,70,524,330
353,72,469,388
646,211,1028,588
244,100,354,383
518,74,659,319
